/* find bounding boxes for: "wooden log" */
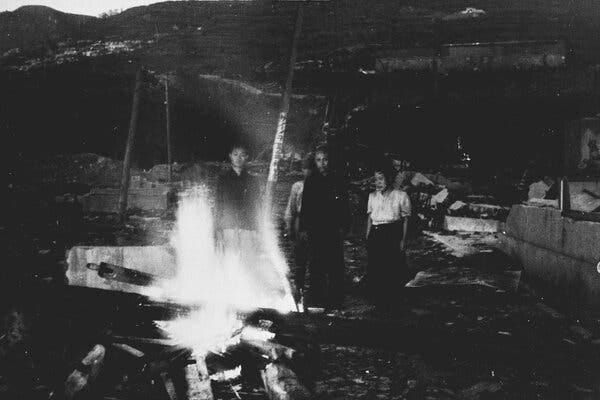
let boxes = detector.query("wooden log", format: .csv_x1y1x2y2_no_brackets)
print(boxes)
111,343,145,359
64,344,106,399
185,356,214,400
261,362,311,400
264,3,304,212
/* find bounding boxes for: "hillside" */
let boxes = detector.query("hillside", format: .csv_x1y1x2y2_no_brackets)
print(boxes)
0,5,98,54
2,0,600,73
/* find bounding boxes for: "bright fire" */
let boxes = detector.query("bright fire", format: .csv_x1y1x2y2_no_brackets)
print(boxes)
158,185,296,355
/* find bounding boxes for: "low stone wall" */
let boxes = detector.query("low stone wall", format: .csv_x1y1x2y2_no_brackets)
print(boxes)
500,205,600,307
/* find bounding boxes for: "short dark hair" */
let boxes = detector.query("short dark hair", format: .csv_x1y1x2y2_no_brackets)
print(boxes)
373,159,396,187
229,142,249,154
314,145,329,156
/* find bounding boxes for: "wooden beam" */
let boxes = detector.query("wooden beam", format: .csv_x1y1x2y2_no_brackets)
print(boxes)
164,77,173,183
118,68,144,221
265,3,304,211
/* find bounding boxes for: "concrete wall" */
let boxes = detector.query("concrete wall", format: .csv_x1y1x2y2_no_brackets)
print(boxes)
500,205,600,307
66,246,176,296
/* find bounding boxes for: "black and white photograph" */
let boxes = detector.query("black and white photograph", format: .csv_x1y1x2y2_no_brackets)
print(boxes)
2,0,599,398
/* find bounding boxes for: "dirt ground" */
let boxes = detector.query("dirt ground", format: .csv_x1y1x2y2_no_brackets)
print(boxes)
2,160,600,399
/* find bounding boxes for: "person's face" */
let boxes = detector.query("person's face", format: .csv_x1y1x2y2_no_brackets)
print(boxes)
302,167,311,178
374,171,387,191
314,151,329,175
392,160,402,172
229,147,249,169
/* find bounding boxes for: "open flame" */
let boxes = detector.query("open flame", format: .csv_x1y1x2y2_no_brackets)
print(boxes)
158,185,295,356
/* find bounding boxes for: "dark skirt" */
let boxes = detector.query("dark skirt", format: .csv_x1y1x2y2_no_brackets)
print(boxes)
367,221,407,306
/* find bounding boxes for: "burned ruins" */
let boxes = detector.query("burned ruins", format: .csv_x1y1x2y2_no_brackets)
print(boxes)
1,1,600,399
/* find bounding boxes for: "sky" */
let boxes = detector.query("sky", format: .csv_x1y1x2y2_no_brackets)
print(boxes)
0,1,160,16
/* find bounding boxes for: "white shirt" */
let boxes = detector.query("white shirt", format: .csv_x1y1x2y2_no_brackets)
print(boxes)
528,180,549,200
284,180,304,225
367,189,412,225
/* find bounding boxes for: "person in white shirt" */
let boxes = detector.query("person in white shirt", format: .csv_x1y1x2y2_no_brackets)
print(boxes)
366,164,412,309
527,175,555,200
284,154,313,302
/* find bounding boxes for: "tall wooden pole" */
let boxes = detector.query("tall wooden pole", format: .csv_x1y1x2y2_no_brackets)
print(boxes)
119,68,143,221
164,77,173,182
265,3,305,210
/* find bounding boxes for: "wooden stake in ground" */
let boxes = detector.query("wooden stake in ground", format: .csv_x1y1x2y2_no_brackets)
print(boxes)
164,76,173,183
264,3,304,210
118,68,144,221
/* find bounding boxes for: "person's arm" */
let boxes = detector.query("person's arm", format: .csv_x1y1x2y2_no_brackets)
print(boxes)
298,177,312,236
399,191,412,251
400,217,409,251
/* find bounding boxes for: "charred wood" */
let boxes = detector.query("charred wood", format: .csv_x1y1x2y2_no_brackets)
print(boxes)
64,344,106,399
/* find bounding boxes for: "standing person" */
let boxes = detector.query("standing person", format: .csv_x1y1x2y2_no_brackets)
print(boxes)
214,143,262,254
365,164,412,310
391,158,412,190
283,154,314,303
299,146,350,309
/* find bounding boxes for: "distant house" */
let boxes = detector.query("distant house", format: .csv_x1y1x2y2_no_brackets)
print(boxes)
440,40,566,71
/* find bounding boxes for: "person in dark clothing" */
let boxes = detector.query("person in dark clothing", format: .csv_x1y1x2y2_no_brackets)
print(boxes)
299,146,350,309
214,144,262,252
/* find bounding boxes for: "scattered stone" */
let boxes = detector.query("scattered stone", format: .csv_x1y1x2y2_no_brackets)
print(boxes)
411,172,434,186
535,302,564,319
449,200,467,211
459,381,502,399
444,216,501,233
430,188,450,206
